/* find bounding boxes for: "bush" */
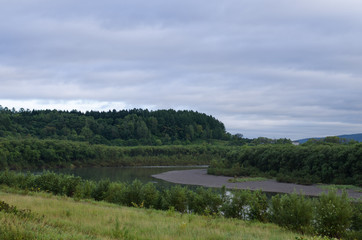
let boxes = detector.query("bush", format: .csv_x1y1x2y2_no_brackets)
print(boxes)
188,187,221,215
314,190,353,238
74,180,95,199
162,186,188,213
344,201,362,240
33,172,61,194
140,182,159,208
0,170,20,187
248,190,268,222
270,192,313,233
0,201,32,218
127,179,144,206
222,189,250,220
59,175,82,197
91,179,111,201
105,182,126,204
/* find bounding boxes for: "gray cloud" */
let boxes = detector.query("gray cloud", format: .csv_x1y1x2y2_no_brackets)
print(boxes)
1,0,362,139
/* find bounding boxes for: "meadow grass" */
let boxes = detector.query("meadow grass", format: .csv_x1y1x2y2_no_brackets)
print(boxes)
317,184,362,192
228,177,269,183
0,190,321,240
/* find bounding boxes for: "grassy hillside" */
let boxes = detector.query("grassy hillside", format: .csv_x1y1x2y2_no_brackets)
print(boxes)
0,190,315,240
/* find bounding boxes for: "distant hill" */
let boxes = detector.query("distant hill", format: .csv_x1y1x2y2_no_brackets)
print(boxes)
0,108,228,145
297,133,362,144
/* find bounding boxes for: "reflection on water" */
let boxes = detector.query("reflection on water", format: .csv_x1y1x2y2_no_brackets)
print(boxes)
51,166,208,188
35,166,281,197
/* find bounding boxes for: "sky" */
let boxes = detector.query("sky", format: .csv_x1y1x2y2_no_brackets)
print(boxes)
1,0,362,140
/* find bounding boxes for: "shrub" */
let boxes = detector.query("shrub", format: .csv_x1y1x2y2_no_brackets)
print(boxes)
140,182,159,208
105,182,126,204
74,180,96,199
0,170,19,187
122,179,143,206
162,186,188,213
314,190,353,238
270,192,313,233
222,189,250,220
248,190,268,222
344,201,362,240
59,175,82,197
351,201,362,231
0,201,32,218
33,172,61,194
91,179,111,201
188,187,221,215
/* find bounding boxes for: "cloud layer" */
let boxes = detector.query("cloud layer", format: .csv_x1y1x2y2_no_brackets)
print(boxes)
1,0,362,139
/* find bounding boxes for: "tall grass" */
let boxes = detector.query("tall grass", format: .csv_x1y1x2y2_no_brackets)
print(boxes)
0,190,317,240
0,170,361,239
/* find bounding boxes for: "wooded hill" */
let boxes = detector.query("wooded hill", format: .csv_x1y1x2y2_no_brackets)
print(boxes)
297,133,362,144
0,107,228,145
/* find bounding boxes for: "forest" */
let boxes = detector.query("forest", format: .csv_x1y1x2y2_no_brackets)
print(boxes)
0,106,361,187
0,107,228,145
0,138,227,169
208,140,362,186
0,107,362,239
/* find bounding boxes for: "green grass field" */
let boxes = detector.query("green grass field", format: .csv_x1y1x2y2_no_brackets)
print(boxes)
228,177,269,183
317,184,362,193
0,189,321,240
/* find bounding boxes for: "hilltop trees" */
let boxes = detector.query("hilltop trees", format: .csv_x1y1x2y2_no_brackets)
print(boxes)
0,108,228,145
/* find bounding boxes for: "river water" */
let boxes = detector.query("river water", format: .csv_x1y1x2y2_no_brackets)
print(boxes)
50,165,208,188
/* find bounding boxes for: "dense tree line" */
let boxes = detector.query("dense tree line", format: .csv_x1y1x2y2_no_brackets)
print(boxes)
0,171,360,239
0,107,228,145
2,137,361,188
208,142,362,186
0,138,228,169
227,135,292,146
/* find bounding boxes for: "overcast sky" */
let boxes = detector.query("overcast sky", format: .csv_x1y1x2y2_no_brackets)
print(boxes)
1,0,362,140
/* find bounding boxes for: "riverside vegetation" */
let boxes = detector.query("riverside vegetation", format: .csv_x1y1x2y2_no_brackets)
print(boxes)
1,137,361,187
0,191,321,240
2,107,361,187
208,140,362,187
0,170,361,239
1,107,362,238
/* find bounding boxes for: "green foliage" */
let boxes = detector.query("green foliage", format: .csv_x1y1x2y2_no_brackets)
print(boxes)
0,191,316,240
188,187,222,215
141,182,159,208
270,192,313,233
1,170,361,239
222,189,251,220
104,182,126,204
0,201,32,218
350,201,362,233
0,138,224,169
162,185,188,213
74,180,95,200
32,171,81,196
228,176,267,183
314,190,353,238
248,190,269,222
208,143,362,186
123,179,143,206
0,108,228,145
91,179,111,201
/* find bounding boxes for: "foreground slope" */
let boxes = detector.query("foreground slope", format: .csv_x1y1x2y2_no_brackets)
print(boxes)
0,190,309,240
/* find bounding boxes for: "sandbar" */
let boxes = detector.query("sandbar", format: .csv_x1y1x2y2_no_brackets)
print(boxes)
152,169,362,199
